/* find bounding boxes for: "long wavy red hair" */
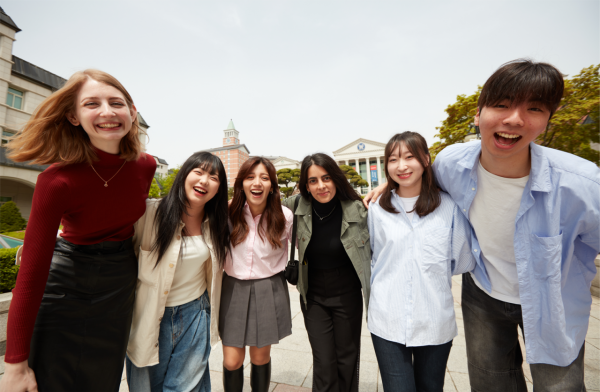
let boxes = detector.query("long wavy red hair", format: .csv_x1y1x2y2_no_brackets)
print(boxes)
229,157,286,249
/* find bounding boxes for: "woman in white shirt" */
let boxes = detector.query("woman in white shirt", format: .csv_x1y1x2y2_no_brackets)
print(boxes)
367,132,475,392
126,151,230,392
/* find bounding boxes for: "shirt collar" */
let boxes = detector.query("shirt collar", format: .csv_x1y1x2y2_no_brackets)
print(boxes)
457,141,551,193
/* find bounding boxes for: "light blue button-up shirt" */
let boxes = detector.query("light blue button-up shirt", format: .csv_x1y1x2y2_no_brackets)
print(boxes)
433,141,600,366
367,191,475,346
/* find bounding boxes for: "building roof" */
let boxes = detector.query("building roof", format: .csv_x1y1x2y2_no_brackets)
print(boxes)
252,155,280,161
11,56,66,91
153,156,168,165
138,113,150,128
332,138,387,155
226,119,236,130
201,144,251,154
0,7,20,32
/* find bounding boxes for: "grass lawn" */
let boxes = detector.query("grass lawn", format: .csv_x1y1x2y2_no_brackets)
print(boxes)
1,231,25,240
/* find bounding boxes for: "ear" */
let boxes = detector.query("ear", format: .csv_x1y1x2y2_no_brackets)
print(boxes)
130,103,138,121
474,107,481,126
425,154,431,167
67,112,80,126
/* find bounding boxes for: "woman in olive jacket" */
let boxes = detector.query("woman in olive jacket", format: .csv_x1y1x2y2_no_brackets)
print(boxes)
282,153,371,392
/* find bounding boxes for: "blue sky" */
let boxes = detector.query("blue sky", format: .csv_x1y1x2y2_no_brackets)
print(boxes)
4,1,599,166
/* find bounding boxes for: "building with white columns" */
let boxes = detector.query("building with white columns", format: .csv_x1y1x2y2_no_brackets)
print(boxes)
332,138,387,195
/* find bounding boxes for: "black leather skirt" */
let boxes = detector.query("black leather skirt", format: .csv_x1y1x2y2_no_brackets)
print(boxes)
28,237,138,392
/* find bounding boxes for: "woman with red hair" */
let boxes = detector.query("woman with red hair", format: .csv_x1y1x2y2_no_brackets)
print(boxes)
220,157,294,392
1,70,155,392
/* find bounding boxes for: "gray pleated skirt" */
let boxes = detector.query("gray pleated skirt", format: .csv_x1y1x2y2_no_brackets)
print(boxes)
219,271,292,348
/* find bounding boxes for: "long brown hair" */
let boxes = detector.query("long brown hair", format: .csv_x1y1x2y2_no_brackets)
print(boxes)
7,69,145,165
229,157,286,249
379,132,440,217
298,153,362,202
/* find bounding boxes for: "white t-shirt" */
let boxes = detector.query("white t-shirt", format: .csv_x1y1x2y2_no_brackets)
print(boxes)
469,162,529,304
399,195,419,223
165,235,210,307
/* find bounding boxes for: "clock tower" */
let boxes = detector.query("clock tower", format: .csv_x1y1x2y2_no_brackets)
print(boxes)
223,119,239,146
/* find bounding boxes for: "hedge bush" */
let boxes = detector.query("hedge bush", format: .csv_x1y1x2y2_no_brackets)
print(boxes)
0,248,19,292
0,201,27,233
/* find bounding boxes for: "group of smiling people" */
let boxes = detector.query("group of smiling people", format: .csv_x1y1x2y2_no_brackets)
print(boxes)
0,58,598,392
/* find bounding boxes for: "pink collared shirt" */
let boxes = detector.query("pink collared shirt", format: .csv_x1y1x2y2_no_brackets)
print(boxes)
225,203,294,280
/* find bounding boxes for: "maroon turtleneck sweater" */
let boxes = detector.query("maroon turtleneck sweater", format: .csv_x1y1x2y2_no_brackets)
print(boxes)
5,148,156,363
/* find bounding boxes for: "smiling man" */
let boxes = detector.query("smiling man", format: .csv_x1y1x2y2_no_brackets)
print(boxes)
431,60,600,391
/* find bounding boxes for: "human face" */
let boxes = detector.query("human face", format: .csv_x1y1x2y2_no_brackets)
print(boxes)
387,142,425,198
475,100,550,164
185,165,220,209
306,165,337,204
68,78,137,154
242,163,272,216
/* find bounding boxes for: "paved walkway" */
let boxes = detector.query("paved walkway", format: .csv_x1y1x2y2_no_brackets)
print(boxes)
117,275,600,392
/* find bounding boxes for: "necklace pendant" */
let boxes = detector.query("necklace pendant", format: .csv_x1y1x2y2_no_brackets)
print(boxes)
104,183,108,187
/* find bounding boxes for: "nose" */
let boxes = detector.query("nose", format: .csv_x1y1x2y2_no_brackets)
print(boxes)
198,174,209,185
316,179,326,189
252,176,262,187
99,101,115,117
502,107,525,127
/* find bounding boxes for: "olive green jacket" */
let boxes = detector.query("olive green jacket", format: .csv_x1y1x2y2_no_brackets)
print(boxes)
282,195,371,311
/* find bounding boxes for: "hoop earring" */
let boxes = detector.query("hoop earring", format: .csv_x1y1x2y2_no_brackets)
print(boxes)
270,190,273,194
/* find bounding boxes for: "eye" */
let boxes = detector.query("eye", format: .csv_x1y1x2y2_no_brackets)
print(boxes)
406,155,413,159
111,102,125,107
529,106,544,113
323,176,331,182
84,102,98,107
308,179,316,184
388,158,396,163
494,103,509,108
210,176,219,182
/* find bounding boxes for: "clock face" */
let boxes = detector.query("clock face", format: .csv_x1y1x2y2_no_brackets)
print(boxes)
226,138,231,143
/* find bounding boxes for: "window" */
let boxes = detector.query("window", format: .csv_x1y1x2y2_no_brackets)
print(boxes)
0,196,12,206
1,130,14,146
6,87,23,110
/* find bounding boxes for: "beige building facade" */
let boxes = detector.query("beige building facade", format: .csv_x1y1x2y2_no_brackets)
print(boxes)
332,138,387,195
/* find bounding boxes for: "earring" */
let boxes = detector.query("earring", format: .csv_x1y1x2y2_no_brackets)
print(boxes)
270,190,273,194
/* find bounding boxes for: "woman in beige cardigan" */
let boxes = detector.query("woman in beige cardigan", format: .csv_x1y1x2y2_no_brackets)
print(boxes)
126,152,230,392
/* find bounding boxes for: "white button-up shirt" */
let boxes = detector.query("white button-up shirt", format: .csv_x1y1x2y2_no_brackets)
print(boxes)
367,191,475,346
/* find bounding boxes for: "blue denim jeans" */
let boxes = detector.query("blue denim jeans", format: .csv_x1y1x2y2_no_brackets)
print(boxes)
371,333,452,392
461,273,587,392
126,290,211,392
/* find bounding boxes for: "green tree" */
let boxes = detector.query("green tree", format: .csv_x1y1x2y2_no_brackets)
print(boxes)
277,168,301,198
429,64,600,165
429,87,481,161
157,168,180,197
228,187,235,200
339,165,369,188
0,248,19,292
0,201,26,233
537,64,599,164
148,178,161,198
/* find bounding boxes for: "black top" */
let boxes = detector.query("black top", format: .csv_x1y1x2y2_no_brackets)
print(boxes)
304,196,353,270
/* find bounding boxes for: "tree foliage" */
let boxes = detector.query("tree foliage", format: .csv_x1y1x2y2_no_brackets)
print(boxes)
277,168,301,198
429,64,600,165
0,247,19,292
148,178,161,198
429,87,481,161
0,201,26,233
339,165,369,187
537,64,599,164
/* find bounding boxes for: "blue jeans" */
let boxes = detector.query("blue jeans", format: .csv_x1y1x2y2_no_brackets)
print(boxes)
371,333,452,392
126,291,211,392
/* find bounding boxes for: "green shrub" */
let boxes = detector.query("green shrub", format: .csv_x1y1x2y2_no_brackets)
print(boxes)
2,231,25,240
0,248,19,292
0,201,27,233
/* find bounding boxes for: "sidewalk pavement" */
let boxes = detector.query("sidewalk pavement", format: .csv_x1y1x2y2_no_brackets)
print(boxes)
117,275,600,392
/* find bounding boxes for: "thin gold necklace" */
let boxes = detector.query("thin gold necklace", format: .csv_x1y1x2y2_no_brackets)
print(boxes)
90,161,127,187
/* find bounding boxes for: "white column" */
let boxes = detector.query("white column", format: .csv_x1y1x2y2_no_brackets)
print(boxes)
367,157,373,192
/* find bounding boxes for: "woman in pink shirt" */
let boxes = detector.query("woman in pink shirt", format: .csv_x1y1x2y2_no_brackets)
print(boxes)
220,156,294,392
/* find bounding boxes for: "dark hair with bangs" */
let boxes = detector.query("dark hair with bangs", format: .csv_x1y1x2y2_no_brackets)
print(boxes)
379,132,440,217
478,59,564,118
152,151,230,267
298,153,363,203
229,157,286,249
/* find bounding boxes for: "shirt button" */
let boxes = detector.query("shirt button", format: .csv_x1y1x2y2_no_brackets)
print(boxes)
474,249,478,252
159,317,162,321
472,188,475,191
155,342,159,347
463,209,466,212
164,291,169,295
169,263,174,268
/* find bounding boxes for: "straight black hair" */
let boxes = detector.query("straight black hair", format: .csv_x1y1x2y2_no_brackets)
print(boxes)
298,153,363,202
152,151,230,268
478,59,564,118
379,132,440,217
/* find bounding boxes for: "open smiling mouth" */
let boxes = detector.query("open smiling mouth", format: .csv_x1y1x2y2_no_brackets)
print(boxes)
97,123,121,129
250,190,263,197
194,187,207,195
494,132,522,146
